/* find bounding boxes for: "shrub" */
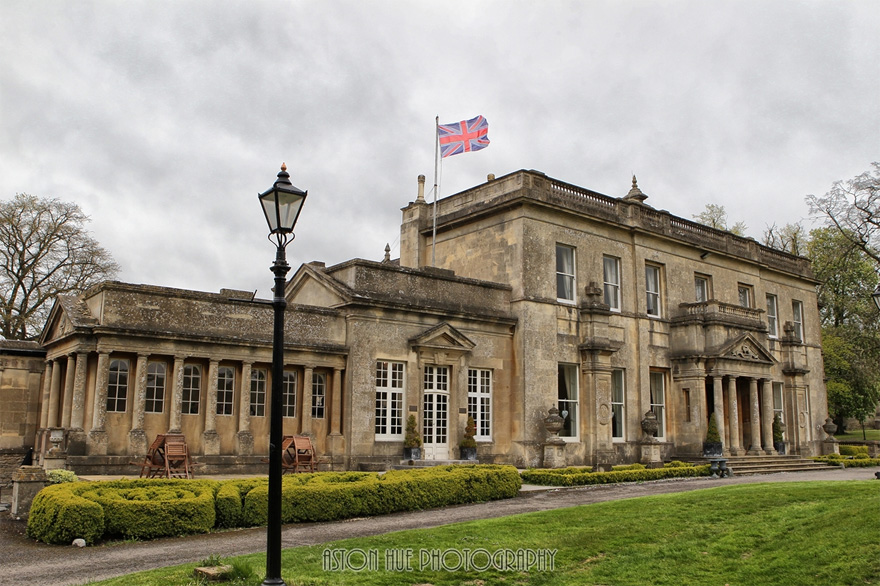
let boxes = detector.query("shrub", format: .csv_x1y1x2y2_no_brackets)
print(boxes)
242,465,520,526
404,414,422,448
27,483,104,545
521,463,711,486
215,477,266,528
839,445,869,457
812,455,880,468
460,416,477,449
46,469,79,484
705,412,721,443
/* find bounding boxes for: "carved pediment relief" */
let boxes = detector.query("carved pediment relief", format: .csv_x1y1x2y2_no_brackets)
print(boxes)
286,264,353,308
715,333,776,365
409,322,475,364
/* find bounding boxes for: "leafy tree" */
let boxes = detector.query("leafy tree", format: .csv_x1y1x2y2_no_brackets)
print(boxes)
0,194,120,340
804,227,880,437
806,162,880,267
692,204,747,236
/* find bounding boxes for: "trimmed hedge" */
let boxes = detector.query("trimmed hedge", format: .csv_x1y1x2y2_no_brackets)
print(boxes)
812,455,880,468
27,479,218,544
839,445,870,457
521,463,712,486
243,465,520,526
28,465,521,544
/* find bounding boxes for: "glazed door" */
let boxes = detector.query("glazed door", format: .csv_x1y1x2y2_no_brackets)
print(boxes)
422,392,449,460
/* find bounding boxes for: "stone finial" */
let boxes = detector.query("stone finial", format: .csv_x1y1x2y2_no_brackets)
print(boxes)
383,243,391,262
624,175,648,203
487,173,495,182
416,175,426,202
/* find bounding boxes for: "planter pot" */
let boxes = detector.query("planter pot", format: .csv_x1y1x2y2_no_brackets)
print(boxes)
774,441,786,455
702,442,723,458
459,447,477,461
403,447,421,460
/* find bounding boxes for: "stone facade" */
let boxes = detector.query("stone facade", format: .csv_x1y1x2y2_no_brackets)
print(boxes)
0,342,44,484
8,169,829,473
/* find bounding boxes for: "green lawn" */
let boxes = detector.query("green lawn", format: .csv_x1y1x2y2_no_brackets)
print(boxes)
90,481,880,586
837,428,880,442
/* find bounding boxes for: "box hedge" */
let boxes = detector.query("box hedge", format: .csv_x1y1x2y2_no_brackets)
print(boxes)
812,454,880,468
27,479,218,544
521,462,712,486
29,465,521,544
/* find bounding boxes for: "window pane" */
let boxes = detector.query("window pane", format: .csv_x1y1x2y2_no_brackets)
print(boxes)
649,371,665,438
604,256,620,310
645,266,660,316
557,364,578,438
766,294,778,337
695,277,708,303
556,245,575,301
611,369,624,439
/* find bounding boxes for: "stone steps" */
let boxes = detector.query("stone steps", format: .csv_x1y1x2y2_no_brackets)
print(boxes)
716,455,832,476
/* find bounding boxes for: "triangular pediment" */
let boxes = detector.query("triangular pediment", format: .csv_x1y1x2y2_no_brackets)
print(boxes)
409,322,476,353
286,264,353,308
714,333,776,364
39,294,99,345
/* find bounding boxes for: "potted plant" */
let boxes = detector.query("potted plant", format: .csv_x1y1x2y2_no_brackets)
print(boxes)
702,412,723,458
459,415,478,461
772,413,786,455
403,414,422,460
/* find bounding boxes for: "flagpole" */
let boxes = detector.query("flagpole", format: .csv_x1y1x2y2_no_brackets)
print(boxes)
432,115,439,268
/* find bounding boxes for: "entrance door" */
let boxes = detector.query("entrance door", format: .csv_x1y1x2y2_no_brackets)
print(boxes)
422,393,448,459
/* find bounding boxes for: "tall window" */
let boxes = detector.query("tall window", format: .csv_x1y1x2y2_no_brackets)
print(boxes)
556,244,575,303
250,368,267,417
603,256,621,311
145,361,166,414
311,372,326,418
649,370,666,439
792,300,804,342
694,275,710,303
557,364,578,438
766,294,779,338
216,366,234,416
738,284,753,308
772,382,784,439
106,359,129,413
282,371,297,417
375,361,404,439
467,368,492,440
611,369,625,440
182,364,201,415
645,264,661,317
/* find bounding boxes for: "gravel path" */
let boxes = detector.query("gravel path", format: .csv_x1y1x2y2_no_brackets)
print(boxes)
0,467,873,586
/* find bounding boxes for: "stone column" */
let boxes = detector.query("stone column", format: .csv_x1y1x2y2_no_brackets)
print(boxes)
761,379,775,454
87,352,110,455
47,358,62,428
203,359,220,455
168,356,185,433
726,376,742,455
67,351,89,455
301,366,314,436
748,377,762,455
61,354,76,428
712,376,726,454
236,361,254,455
327,367,345,464
39,360,53,430
129,354,149,455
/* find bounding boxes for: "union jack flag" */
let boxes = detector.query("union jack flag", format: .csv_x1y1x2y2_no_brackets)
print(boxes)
438,115,490,158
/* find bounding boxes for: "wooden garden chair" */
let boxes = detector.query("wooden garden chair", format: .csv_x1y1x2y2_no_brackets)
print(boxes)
135,434,167,478
163,440,193,479
292,435,317,473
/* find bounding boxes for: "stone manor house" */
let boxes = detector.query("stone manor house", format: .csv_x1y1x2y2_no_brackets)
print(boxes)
0,169,830,475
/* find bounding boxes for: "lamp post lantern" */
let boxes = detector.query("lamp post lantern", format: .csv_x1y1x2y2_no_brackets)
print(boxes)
873,282,880,312
259,163,307,586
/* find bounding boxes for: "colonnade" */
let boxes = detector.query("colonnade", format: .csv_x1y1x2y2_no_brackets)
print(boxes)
709,374,780,456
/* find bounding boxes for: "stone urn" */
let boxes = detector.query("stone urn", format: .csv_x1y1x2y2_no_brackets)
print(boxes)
640,411,659,441
822,417,838,439
544,407,565,442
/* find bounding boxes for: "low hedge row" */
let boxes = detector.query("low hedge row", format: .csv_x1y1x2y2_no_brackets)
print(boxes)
521,462,711,486
28,465,520,544
812,455,880,468
838,445,870,457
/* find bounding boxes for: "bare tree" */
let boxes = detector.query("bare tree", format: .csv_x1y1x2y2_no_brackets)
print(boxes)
763,222,806,255
692,203,747,236
806,162,880,268
0,194,120,340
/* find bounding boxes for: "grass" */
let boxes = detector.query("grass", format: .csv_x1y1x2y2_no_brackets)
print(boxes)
89,481,879,586
837,427,880,442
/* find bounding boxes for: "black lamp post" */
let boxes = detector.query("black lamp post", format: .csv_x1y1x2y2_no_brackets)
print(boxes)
258,163,307,586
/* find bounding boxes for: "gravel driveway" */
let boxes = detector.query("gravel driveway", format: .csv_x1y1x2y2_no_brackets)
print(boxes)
0,467,872,586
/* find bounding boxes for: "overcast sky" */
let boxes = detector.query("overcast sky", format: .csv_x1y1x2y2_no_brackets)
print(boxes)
1,1,877,298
